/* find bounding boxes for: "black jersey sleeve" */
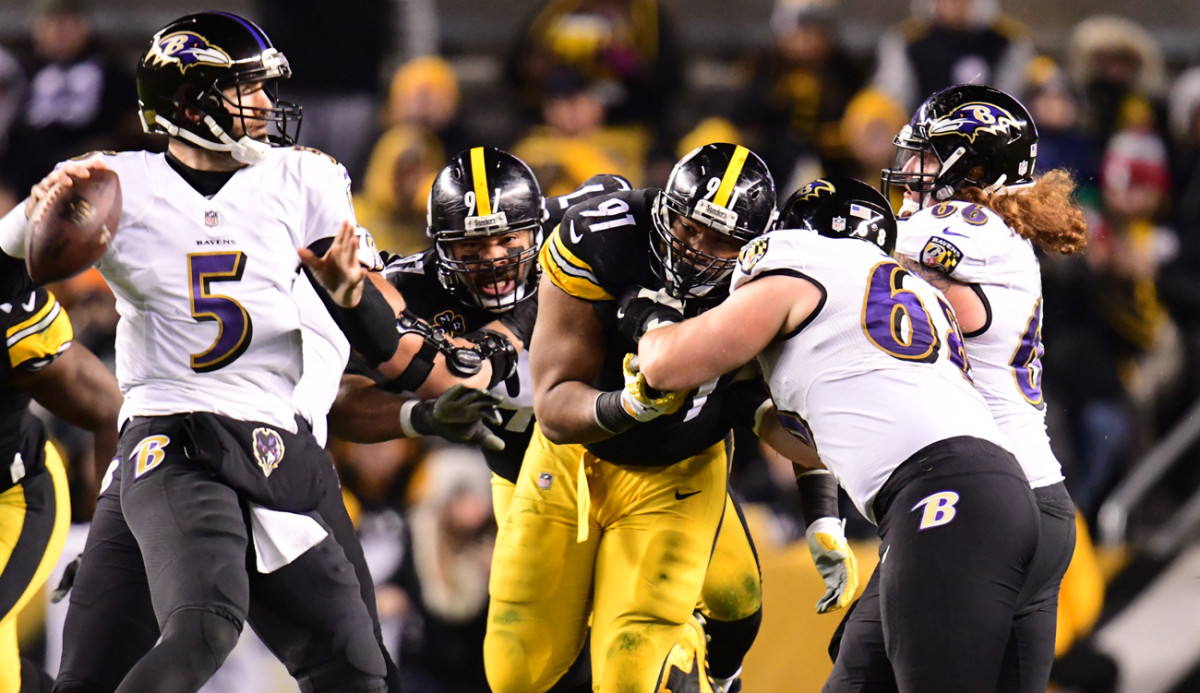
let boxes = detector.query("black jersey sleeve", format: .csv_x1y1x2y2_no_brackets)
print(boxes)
4,288,74,374
544,173,634,231
538,189,658,303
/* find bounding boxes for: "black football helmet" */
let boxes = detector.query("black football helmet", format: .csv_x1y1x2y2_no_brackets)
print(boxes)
428,147,547,312
881,84,1038,205
136,12,301,164
652,143,777,300
779,177,897,255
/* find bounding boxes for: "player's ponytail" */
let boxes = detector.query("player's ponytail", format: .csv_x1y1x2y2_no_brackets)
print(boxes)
957,169,1088,255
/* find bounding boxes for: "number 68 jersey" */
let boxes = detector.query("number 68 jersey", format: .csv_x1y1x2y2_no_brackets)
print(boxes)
731,229,1005,523
895,201,1063,489
83,148,355,431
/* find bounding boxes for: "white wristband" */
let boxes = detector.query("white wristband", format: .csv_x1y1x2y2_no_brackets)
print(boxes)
0,200,30,258
398,399,420,438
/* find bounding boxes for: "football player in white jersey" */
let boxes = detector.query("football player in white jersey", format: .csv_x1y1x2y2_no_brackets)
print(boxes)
0,12,500,693
629,177,1049,692
820,85,1091,693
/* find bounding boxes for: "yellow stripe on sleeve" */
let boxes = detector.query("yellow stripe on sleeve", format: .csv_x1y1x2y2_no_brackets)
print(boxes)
538,228,614,301
712,145,750,208
8,299,74,369
470,147,491,216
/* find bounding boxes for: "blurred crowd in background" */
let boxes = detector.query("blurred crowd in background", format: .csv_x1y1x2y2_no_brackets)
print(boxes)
3,0,1200,690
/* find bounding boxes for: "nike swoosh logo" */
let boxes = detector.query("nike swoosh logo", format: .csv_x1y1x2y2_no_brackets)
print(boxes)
568,220,584,244
22,293,36,312
674,489,701,500
939,227,970,238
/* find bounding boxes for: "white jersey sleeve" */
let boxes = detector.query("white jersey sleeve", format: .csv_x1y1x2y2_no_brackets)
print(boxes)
294,147,358,250
895,201,1063,487
733,230,1006,522
895,201,1027,285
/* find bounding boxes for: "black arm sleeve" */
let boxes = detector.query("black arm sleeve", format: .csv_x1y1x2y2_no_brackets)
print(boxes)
498,296,538,347
1,251,34,298
302,262,399,366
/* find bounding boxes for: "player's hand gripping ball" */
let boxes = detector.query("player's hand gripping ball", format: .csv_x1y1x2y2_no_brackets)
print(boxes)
25,167,122,284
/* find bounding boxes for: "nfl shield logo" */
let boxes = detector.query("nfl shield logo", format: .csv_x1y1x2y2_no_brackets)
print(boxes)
832,216,847,232
537,472,553,490
252,427,285,477
205,210,220,227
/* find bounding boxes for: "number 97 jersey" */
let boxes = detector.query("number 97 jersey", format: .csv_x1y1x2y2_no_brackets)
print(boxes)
731,229,1005,522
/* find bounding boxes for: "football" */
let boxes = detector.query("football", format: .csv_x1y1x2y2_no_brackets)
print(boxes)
24,167,122,284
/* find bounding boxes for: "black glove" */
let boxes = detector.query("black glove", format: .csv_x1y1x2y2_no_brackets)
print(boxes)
464,328,521,397
401,384,506,451
50,553,82,603
616,287,684,343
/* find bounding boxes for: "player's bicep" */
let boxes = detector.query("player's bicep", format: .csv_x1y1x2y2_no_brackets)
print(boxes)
13,343,122,433
529,275,606,419
757,406,824,470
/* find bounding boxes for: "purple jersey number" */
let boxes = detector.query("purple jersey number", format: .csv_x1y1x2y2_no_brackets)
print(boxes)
188,252,252,372
861,261,972,379
861,261,940,363
1009,297,1045,408
935,294,973,382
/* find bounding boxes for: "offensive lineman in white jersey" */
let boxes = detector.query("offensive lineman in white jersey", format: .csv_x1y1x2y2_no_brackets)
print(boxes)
823,85,1090,693
629,177,1050,692
0,12,501,693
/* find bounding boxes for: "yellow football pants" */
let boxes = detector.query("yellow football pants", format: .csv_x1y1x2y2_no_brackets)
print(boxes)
485,424,728,693
699,493,762,623
1,442,70,692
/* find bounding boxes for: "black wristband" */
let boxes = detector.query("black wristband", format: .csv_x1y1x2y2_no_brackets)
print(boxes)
594,390,637,434
308,271,399,366
404,399,436,436
796,469,839,526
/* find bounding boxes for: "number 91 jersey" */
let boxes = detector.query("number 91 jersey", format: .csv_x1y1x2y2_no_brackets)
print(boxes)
732,229,1005,522
540,188,737,466
895,201,1062,487
84,148,356,431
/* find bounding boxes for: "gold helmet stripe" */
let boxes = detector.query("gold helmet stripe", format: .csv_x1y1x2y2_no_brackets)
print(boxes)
470,147,492,216
712,145,750,208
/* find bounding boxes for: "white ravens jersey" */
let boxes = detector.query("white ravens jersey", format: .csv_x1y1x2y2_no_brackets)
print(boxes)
896,201,1063,488
732,229,1005,523
86,147,356,431
293,272,350,447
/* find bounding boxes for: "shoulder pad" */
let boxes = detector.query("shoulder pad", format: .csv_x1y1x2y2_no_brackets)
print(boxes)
289,145,341,166
541,189,654,302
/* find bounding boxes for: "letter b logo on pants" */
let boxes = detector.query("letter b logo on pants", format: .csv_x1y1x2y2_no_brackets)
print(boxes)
911,491,960,530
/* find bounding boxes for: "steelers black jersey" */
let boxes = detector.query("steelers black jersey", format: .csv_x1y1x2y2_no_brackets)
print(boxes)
1,288,74,492
539,188,742,466
381,249,538,483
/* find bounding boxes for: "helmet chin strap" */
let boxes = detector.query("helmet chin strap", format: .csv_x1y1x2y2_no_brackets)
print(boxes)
155,113,272,165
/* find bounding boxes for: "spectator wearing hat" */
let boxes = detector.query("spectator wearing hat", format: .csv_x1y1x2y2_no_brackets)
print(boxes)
511,66,635,196
872,0,1034,113
732,0,866,192
5,0,136,193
